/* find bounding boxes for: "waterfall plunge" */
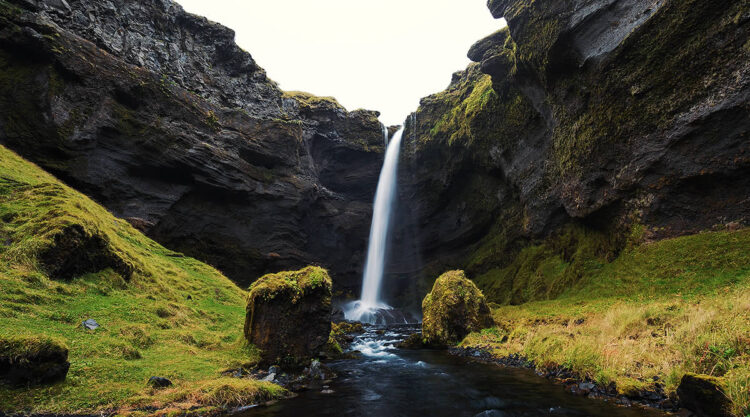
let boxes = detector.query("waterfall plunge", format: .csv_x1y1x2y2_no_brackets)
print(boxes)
344,127,404,323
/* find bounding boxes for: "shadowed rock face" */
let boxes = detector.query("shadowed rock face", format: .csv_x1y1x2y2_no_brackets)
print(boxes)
0,0,385,290
391,0,750,305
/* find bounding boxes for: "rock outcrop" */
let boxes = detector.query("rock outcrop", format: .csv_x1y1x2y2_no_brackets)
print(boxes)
676,373,734,417
421,270,493,346
0,336,70,386
393,0,750,305
244,266,332,368
0,0,384,291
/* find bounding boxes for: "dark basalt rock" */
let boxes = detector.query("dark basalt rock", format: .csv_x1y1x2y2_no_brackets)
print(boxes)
147,376,173,389
244,267,332,369
0,0,385,292
677,373,733,417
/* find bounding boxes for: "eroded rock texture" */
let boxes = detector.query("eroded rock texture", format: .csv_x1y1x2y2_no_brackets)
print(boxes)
393,0,749,305
244,266,332,368
0,0,385,289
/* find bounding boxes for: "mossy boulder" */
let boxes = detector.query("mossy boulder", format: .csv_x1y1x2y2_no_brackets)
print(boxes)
676,373,733,417
0,336,70,386
244,266,332,368
421,270,494,346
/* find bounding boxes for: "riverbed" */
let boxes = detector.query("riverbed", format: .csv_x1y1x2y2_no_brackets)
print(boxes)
241,325,668,417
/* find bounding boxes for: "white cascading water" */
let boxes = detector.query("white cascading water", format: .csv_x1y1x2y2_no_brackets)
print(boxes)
382,124,389,147
344,126,405,323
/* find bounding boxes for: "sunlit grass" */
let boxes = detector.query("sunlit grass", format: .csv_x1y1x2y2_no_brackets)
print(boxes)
463,229,750,415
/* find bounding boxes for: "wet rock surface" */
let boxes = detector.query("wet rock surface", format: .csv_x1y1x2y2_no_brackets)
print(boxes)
0,0,384,292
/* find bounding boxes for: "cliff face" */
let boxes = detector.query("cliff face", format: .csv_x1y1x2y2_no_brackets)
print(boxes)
395,0,750,305
0,0,385,289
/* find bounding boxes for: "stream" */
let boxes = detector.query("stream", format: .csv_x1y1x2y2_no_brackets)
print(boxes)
241,325,668,417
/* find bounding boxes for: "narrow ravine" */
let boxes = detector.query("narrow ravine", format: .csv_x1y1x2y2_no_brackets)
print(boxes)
242,326,670,417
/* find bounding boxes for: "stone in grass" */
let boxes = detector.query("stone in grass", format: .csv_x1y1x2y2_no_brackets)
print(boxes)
244,266,332,369
0,335,70,386
147,376,173,389
421,270,494,347
676,373,733,417
82,319,100,330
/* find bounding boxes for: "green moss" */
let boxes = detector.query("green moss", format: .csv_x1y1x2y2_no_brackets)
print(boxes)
422,270,493,346
0,335,68,364
247,266,332,304
0,145,277,414
550,0,747,178
282,90,344,111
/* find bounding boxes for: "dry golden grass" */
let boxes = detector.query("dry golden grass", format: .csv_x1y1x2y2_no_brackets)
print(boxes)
463,287,750,415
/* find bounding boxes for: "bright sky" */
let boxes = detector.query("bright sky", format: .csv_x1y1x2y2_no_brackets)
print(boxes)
175,0,504,126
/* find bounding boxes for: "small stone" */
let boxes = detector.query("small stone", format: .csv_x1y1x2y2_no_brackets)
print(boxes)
321,389,335,394
147,376,172,388
579,382,596,392
81,319,99,330
262,373,276,382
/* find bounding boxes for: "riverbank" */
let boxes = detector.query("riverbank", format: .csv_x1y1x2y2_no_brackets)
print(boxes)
460,228,750,416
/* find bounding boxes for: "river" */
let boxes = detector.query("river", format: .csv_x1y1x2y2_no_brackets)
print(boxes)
241,325,668,417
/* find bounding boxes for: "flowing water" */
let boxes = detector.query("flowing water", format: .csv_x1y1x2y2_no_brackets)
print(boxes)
241,326,667,417
344,127,405,323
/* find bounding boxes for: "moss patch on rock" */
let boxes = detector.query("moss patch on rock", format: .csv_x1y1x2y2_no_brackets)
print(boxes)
0,335,69,386
244,267,333,368
677,373,734,417
422,270,493,347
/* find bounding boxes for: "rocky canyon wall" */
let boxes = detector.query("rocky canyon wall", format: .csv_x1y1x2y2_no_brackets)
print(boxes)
0,0,385,290
391,0,749,305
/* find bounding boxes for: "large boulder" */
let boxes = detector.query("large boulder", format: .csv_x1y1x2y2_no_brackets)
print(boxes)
421,270,494,346
676,373,733,417
0,336,70,386
244,266,332,368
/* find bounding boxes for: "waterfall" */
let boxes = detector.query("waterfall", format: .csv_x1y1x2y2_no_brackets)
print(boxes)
344,127,405,323
382,124,389,147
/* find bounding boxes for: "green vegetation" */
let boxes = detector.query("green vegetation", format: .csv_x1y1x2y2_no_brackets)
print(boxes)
422,270,493,346
426,66,499,146
0,335,68,364
282,90,345,111
0,145,284,415
461,227,750,415
472,224,750,305
247,266,332,304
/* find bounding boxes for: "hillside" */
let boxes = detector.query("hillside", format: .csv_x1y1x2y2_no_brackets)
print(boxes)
0,145,284,414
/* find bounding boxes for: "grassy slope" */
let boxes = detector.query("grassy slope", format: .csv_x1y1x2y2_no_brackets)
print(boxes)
462,228,750,415
0,145,285,415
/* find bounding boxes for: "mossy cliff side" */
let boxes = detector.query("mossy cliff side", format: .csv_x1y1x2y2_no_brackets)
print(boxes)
393,0,749,306
0,145,286,415
395,0,749,414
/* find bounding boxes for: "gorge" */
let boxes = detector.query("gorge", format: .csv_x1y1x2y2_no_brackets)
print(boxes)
0,0,748,416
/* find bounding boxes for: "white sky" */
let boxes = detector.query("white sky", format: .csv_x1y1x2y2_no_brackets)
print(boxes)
175,0,505,126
